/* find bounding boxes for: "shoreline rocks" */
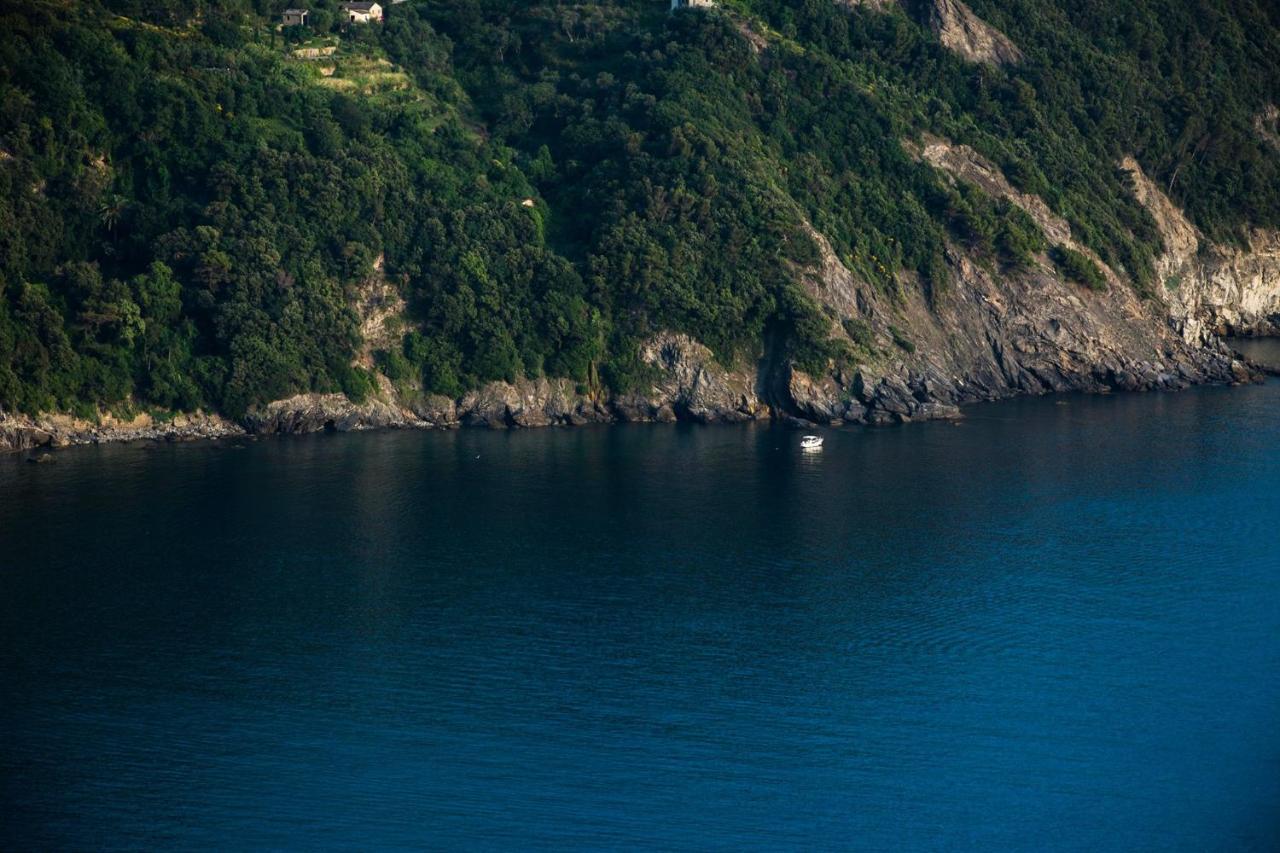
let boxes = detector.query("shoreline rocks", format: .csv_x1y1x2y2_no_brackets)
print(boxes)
3,339,1266,456
0,410,244,454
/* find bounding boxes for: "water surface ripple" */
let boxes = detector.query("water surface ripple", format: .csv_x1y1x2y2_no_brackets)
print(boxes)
2,382,1279,849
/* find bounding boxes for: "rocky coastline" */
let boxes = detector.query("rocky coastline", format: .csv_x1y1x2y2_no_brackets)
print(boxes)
1,330,1268,456
0,410,245,454
4,136,1277,457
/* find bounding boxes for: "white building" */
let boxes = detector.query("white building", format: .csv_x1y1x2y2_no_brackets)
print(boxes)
338,2,383,23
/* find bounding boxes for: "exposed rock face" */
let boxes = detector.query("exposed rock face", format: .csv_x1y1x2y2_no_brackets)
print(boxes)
1120,156,1280,341
921,0,1022,65
244,332,764,433
834,0,898,12
456,378,609,429
909,137,1280,342
773,134,1273,428
0,329,777,452
833,0,1021,65
407,394,459,427
792,217,1245,428
222,141,1268,446
236,332,764,438
633,333,765,423
735,19,770,53
352,254,406,369
910,135,1122,288
243,393,418,434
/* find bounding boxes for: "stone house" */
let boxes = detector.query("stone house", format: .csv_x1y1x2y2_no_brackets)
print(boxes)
338,1,383,23
281,8,308,26
671,0,715,9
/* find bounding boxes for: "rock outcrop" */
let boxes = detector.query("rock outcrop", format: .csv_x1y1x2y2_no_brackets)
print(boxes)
0,410,243,452
789,215,1246,428
922,0,1023,65
770,134,1270,427
834,0,898,12
836,0,1021,65
351,254,406,368
239,331,766,438
1120,156,1280,341
907,136,1280,342
910,135,1122,288
632,333,765,423
243,393,418,435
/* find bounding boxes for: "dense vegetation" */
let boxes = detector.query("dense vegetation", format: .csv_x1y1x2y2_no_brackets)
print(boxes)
1,0,1278,418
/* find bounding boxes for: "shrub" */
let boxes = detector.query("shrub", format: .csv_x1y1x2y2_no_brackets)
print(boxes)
889,325,916,354
1050,246,1107,292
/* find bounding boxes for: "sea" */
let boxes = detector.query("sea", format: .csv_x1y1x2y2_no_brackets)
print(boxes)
3,358,1280,849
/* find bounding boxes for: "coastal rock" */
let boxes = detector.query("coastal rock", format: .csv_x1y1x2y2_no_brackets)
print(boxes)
0,409,243,453
0,422,52,451
637,332,764,422
789,369,848,423
782,144,1265,433
454,378,607,428
1120,157,1280,342
458,384,518,429
244,394,415,435
916,401,963,421
611,393,662,423
409,395,459,428
3,232,1269,456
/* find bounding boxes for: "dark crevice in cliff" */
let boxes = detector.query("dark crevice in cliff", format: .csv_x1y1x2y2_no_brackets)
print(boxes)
756,322,798,418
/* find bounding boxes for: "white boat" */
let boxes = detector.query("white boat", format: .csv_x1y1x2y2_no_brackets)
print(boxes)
800,435,824,450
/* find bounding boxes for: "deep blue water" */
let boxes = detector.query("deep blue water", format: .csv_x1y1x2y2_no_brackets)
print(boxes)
3,382,1280,850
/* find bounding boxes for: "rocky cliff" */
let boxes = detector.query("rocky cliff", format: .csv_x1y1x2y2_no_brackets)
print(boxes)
238,332,768,437
0,410,242,453
7,141,1275,454
840,0,1023,65
784,215,1250,428
232,198,1262,442
919,0,1023,65
909,136,1280,338
5,175,1272,455
1121,157,1280,341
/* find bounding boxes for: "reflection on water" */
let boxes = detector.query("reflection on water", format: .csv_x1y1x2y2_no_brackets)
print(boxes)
2,381,1280,849
1228,336,1280,368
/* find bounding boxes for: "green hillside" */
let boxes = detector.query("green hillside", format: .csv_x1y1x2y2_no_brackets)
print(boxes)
2,0,1278,418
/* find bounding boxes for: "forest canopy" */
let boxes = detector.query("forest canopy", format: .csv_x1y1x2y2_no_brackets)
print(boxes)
1,0,1278,417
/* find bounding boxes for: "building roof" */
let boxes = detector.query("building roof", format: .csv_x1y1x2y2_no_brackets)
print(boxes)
283,8,308,14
